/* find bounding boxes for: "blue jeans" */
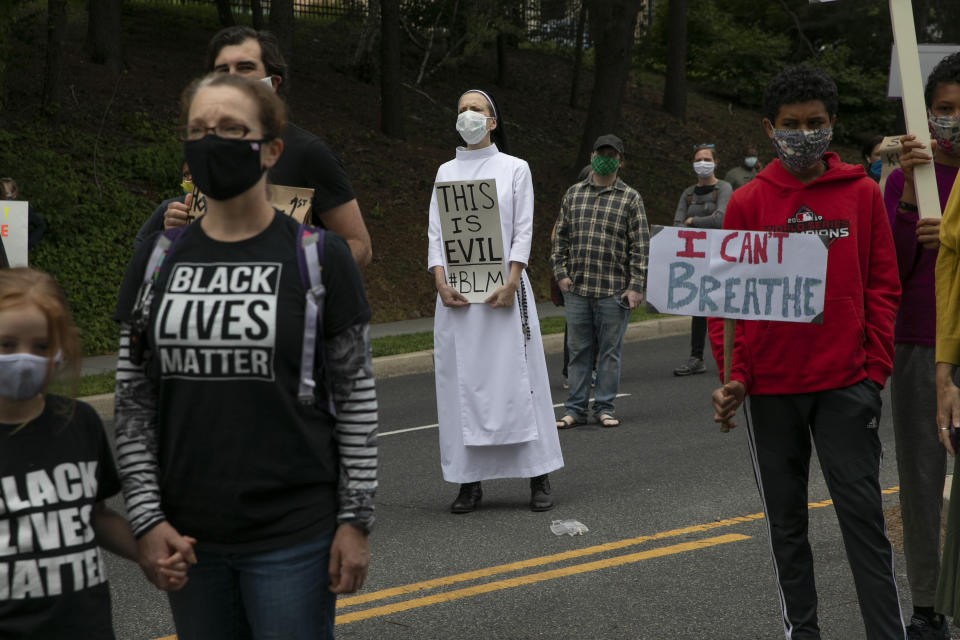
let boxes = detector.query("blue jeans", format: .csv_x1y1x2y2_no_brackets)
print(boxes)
167,531,336,640
563,291,630,418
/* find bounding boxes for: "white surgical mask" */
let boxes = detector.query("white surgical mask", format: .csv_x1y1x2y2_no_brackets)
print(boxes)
693,160,715,177
260,75,275,89
0,353,49,402
456,110,491,145
744,156,758,169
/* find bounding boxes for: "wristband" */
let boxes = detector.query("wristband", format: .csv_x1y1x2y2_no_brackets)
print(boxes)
898,200,919,212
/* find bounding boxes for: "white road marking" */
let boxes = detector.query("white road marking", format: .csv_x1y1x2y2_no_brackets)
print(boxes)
379,393,631,437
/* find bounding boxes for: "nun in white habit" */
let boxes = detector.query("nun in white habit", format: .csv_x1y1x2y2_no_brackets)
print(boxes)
427,89,564,514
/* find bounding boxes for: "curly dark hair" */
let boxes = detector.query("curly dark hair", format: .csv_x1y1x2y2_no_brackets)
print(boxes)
762,66,839,123
925,51,960,107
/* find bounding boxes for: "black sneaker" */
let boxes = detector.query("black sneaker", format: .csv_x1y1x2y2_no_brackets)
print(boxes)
906,614,950,640
673,357,706,376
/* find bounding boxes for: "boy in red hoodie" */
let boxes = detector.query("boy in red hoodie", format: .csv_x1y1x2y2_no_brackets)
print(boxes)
710,66,905,639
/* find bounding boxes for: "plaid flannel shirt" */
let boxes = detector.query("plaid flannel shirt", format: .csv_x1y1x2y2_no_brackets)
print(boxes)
551,176,649,298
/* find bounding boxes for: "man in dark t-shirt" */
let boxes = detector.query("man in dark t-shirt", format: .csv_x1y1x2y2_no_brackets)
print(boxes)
152,27,372,267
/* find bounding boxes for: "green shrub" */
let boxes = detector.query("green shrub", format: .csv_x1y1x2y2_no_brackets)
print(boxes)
0,123,181,354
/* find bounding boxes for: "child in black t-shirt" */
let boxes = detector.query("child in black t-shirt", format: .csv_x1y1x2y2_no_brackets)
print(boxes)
0,268,190,639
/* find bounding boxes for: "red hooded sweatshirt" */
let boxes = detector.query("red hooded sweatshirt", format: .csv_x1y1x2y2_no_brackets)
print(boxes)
707,152,900,395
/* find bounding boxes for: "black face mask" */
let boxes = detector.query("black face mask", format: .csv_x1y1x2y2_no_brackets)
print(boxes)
183,135,266,201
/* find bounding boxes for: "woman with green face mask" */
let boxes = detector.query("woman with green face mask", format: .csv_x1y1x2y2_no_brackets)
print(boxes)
672,144,733,377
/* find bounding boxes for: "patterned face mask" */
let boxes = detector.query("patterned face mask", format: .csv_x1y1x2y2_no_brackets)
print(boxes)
770,127,833,171
591,154,620,176
929,113,960,157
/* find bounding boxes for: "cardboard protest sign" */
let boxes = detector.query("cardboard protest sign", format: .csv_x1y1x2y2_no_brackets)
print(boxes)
186,185,316,223
270,185,314,223
877,134,904,195
0,201,29,268
645,227,828,324
435,179,506,303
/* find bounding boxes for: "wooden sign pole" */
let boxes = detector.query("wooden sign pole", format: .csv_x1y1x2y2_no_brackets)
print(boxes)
889,0,942,218
721,318,735,433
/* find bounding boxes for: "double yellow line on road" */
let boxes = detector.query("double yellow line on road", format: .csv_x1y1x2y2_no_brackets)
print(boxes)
336,485,901,625
155,485,900,635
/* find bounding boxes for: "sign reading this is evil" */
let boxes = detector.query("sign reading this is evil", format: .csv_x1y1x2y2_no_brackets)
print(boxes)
645,227,828,323
436,179,506,303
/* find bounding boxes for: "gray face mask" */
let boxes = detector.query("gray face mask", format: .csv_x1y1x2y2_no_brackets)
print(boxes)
770,128,833,171
0,353,49,401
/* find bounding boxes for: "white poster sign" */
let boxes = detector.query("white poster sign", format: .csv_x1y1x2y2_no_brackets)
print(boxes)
645,227,828,323
435,179,506,303
0,201,29,268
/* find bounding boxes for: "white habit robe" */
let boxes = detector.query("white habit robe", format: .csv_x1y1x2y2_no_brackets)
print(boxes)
427,143,564,483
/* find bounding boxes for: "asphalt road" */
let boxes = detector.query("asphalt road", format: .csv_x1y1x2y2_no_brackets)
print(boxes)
105,334,923,640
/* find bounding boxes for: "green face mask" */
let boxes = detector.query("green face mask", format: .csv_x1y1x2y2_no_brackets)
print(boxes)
592,154,619,176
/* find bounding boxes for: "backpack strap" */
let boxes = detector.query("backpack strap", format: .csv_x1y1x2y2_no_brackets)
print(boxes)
296,223,331,410
129,227,185,365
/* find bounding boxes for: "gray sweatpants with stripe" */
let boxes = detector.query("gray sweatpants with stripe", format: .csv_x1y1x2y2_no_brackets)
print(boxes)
891,343,946,607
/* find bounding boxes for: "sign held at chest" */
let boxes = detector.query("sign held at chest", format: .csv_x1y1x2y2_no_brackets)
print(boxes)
645,227,828,323
435,179,506,303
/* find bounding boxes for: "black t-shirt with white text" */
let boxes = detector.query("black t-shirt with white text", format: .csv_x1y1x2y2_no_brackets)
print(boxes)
269,123,356,224
0,396,120,640
114,212,370,552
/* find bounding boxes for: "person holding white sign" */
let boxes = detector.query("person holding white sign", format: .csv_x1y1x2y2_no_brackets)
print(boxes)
427,89,563,514
883,50,960,639
671,143,732,377
709,66,905,640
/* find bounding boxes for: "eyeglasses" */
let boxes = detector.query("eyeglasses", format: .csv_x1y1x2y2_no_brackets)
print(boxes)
177,124,257,141
693,143,715,150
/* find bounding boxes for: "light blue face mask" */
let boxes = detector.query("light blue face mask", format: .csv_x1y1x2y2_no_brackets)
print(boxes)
868,159,882,178
0,353,50,401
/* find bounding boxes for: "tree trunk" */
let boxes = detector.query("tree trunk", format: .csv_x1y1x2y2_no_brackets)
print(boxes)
380,0,403,138
569,1,588,107
576,0,641,166
662,0,687,120
353,0,381,82
495,32,507,86
0,0,11,111
85,0,125,76
251,0,264,31
270,0,295,64
214,0,235,27
42,0,68,112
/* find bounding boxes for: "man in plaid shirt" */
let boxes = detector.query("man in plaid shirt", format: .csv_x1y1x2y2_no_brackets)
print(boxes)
551,134,649,429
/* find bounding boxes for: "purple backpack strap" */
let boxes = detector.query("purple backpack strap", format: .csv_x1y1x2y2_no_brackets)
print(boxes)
296,223,331,411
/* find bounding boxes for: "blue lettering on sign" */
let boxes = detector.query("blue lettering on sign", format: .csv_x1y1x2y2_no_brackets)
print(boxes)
723,278,742,314
667,262,697,308
782,276,802,318
758,278,781,315
742,278,760,316
698,275,720,313
803,278,823,316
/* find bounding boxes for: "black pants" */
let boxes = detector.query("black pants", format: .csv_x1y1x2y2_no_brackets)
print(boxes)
690,316,706,359
747,380,905,640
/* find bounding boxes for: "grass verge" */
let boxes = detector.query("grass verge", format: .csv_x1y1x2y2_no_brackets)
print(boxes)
65,309,667,397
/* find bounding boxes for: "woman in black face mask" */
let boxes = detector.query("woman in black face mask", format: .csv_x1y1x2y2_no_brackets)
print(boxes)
113,74,377,639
